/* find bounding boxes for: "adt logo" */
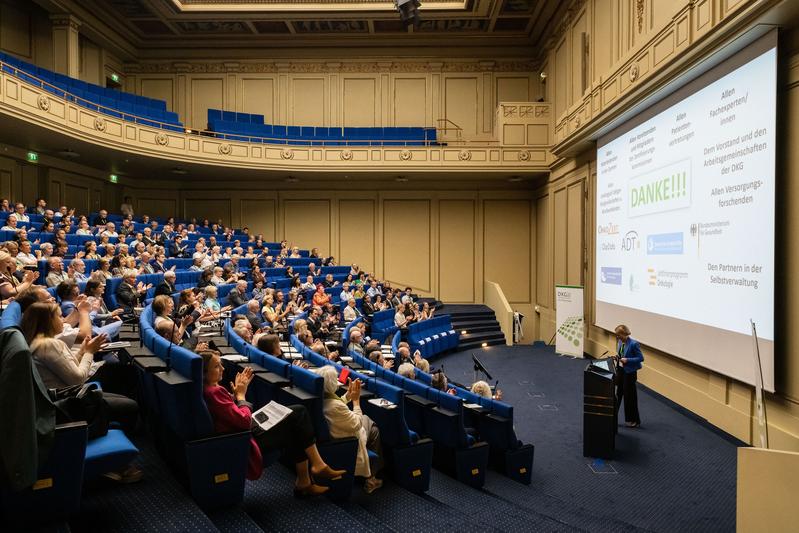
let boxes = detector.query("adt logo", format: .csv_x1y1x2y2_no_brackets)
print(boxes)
621,231,640,252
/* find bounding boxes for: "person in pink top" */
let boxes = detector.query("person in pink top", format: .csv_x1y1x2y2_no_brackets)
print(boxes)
199,349,346,498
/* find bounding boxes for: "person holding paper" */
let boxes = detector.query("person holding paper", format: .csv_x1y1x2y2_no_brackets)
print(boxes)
613,324,644,428
200,350,347,497
316,366,384,493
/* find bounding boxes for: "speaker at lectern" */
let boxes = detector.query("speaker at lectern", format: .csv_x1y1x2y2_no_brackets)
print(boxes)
583,358,617,459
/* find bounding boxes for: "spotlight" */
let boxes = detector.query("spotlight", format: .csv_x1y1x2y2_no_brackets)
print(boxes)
461,330,467,335
395,0,421,28
481,342,488,347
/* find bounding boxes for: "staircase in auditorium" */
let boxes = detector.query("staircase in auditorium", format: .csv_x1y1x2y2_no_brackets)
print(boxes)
434,303,506,349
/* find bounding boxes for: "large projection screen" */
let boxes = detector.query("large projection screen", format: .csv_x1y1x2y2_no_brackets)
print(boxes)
595,32,776,391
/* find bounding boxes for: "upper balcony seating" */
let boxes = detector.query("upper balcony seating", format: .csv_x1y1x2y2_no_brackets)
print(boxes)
0,52,183,132
207,109,436,146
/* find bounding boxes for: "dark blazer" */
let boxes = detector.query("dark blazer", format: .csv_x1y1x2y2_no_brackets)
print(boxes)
168,242,188,258
154,281,175,297
152,261,167,273
0,328,55,490
226,289,247,309
246,311,264,331
116,282,140,311
617,338,644,373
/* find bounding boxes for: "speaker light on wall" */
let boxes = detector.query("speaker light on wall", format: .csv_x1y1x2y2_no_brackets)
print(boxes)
26,151,38,163
109,174,118,184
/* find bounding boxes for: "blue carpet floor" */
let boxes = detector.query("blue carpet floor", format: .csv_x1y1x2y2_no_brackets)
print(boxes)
27,344,738,532
431,344,741,532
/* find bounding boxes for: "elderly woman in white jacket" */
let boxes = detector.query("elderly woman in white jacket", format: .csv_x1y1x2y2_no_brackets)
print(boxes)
315,365,383,493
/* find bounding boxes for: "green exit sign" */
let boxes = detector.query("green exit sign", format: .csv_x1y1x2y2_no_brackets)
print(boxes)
110,73,120,83
109,174,118,183
27,151,38,163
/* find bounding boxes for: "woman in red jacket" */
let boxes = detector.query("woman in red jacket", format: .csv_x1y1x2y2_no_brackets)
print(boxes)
200,350,346,497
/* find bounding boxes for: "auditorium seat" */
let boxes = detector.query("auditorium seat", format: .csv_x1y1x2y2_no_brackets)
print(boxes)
0,52,183,130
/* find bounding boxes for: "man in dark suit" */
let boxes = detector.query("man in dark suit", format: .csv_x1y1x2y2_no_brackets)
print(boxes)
168,235,188,258
245,299,264,330
226,280,248,308
116,269,150,313
613,324,644,428
92,209,109,227
154,270,176,297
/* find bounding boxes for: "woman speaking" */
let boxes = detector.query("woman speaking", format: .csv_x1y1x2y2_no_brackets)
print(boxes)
614,324,644,428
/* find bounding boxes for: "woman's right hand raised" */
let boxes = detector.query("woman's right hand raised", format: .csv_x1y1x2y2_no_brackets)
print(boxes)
83,333,108,354
231,366,254,401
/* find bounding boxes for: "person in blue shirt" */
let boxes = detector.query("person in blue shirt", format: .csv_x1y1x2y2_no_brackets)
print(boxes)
613,324,643,427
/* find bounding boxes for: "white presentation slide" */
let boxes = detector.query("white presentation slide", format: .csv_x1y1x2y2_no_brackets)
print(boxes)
595,45,776,390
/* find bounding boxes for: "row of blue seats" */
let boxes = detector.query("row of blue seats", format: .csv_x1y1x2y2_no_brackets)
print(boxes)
0,52,182,130
407,315,459,358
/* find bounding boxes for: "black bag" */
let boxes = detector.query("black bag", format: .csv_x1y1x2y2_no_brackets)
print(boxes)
53,382,110,440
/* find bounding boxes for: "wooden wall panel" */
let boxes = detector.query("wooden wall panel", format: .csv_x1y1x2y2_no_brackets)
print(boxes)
141,78,175,111
445,77,479,136
241,78,275,122
190,78,224,130
239,198,275,239
535,194,551,306
483,199,531,303
64,182,89,215
343,78,377,127
0,3,31,58
495,76,530,108
393,77,427,127
571,10,587,101
439,199,475,302
553,188,567,286
283,199,330,255
136,198,177,219
184,198,231,229
567,181,584,286
338,199,375,273
291,78,326,126
383,199,430,292
554,39,568,118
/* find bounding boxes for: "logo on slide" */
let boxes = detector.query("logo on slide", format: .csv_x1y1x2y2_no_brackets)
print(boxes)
647,232,684,255
600,267,622,285
597,222,620,235
628,159,692,217
621,231,640,252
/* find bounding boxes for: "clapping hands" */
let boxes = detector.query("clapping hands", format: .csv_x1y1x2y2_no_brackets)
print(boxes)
346,378,362,402
231,366,254,401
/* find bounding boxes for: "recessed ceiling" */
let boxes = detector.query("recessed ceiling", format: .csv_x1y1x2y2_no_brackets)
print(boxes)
42,0,568,56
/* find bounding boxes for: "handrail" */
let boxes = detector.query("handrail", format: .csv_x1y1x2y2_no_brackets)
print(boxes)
0,60,184,132
436,118,463,140
2,62,516,148
483,280,514,346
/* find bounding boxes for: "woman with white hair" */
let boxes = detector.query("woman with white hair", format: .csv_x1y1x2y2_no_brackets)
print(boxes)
315,365,384,493
470,380,503,401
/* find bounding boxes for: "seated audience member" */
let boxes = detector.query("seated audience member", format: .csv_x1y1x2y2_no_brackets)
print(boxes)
251,279,267,303
197,269,213,289
84,280,124,327
348,329,365,355
368,350,394,370
401,287,414,305
139,252,155,274
394,303,409,331
92,209,108,226
153,295,200,350
398,363,416,380
321,274,338,288
339,282,354,304
45,257,69,287
306,306,329,339
151,252,169,273
311,340,339,362
431,371,457,395
116,269,151,313
360,294,376,316
58,281,121,339
312,284,330,307
68,258,89,283
227,280,249,308
203,285,231,315
101,222,118,238
342,298,361,322
83,241,100,260
315,366,383,493
245,299,264,330
95,258,113,281
75,219,93,236
262,293,289,331
22,302,141,476
15,240,37,269
471,380,503,401
211,266,233,286
154,270,177,297
200,349,346,494
169,235,189,258
301,275,316,291
1,213,18,231
419,301,434,320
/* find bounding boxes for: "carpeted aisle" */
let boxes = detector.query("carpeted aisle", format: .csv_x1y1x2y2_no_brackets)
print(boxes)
431,343,740,532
